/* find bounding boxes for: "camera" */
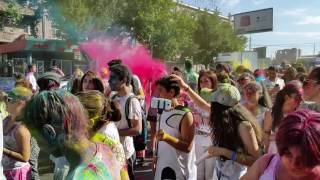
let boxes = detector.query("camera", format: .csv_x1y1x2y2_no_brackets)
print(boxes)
151,97,172,111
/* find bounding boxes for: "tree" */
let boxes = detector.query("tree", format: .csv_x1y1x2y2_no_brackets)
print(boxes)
33,0,246,63
115,0,197,60
0,0,23,26
42,0,123,41
193,12,247,65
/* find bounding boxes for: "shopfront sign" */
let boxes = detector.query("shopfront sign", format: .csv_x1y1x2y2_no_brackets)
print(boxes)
26,39,75,52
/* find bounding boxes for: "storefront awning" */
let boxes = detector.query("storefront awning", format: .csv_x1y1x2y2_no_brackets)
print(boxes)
0,38,79,54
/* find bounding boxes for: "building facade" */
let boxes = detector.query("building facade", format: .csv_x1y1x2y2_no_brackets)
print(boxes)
0,1,87,79
275,48,301,63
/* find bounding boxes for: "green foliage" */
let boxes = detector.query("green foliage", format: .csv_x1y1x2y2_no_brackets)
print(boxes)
44,0,121,40
115,0,197,60
0,0,23,26
34,0,246,63
193,12,247,65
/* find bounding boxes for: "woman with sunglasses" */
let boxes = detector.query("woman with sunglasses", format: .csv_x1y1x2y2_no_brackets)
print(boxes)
242,82,269,127
263,81,303,153
300,67,320,112
2,86,33,179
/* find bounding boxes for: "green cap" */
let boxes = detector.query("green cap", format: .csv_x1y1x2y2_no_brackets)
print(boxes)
211,83,241,107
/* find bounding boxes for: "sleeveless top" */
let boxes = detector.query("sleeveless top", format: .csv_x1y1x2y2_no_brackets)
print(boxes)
154,107,197,180
2,116,30,170
259,154,280,180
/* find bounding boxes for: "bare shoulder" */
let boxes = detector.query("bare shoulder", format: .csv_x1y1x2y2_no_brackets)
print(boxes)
15,124,31,137
239,121,253,131
184,110,194,121
241,154,275,180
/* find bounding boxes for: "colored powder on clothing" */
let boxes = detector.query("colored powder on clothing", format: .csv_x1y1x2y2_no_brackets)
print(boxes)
80,38,167,106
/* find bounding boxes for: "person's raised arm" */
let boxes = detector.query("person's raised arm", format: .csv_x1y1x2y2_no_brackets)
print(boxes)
170,74,210,112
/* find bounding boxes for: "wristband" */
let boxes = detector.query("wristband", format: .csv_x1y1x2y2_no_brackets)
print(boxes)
163,133,179,144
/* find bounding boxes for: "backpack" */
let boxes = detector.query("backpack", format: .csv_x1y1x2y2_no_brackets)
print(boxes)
131,75,140,95
124,95,148,151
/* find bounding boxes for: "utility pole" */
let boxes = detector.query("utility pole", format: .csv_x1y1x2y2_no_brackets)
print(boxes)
313,42,316,56
249,34,252,51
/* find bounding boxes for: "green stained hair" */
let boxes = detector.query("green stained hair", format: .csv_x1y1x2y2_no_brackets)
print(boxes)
17,90,89,142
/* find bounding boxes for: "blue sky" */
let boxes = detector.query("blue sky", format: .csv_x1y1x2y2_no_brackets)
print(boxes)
182,0,320,58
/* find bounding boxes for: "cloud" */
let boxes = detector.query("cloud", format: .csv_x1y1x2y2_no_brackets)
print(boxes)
221,0,240,7
282,8,307,17
297,16,320,25
274,31,320,39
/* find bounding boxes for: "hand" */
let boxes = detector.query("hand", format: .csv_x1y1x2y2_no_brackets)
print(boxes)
207,146,224,157
155,129,167,141
169,74,188,90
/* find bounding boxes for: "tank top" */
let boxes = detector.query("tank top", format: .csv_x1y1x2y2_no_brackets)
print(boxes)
2,116,30,170
154,107,197,180
259,154,280,180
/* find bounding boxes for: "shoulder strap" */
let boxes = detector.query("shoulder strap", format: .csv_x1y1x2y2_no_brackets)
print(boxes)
264,154,276,171
111,93,118,101
174,105,190,113
125,95,137,128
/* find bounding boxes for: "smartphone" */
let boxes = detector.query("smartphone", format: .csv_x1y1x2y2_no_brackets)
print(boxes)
151,97,172,111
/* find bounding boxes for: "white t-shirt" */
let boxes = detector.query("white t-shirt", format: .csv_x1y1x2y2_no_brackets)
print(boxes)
265,77,285,90
98,122,120,142
26,72,37,91
114,93,142,159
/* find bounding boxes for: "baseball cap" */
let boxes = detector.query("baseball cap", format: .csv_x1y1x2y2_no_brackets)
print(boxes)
211,83,241,107
37,72,62,85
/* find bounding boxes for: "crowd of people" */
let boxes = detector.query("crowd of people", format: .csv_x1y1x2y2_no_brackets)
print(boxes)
0,60,320,180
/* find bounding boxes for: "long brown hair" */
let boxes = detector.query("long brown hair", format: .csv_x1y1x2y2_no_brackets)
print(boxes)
210,102,262,151
272,81,302,130
80,71,105,93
